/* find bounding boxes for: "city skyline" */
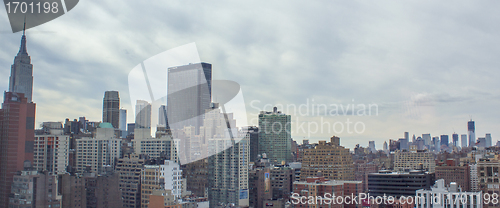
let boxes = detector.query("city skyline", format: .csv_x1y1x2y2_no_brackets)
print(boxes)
1,1,500,149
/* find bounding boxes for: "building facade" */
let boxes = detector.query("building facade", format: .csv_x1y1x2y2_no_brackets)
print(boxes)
258,107,292,165
102,91,120,129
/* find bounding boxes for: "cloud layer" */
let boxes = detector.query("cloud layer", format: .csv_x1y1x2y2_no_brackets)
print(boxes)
1,0,500,148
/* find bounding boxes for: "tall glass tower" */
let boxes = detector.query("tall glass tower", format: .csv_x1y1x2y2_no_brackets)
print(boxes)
468,120,475,147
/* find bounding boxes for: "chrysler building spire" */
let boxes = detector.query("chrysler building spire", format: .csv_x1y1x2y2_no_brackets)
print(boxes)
9,26,34,103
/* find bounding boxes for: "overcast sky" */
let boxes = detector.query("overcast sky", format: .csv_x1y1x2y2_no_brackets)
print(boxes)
1,0,500,149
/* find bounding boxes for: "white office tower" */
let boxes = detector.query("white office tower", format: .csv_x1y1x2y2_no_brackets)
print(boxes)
135,100,152,129
422,134,431,146
75,123,122,174
369,141,376,153
206,104,249,207
486,133,492,147
461,134,468,148
470,163,479,192
468,120,475,147
416,179,482,208
383,141,389,154
161,160,183,199
34,127,70,175
119,109,127,138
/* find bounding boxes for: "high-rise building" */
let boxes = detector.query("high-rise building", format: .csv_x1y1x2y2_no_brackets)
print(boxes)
486,133,492,147
452,133,459,147
394,147,435,173
258,107,292,164
141,161,183,207
135,100,151,129
9,28,33,103
75,123,122,174
119,109,127,138
34,123,70,175
383,141,389,154
461,134,468,148
158,105,169,129
422,134,431,146
468,120,475,147
244,126,259,162
300,136,354,181
8,169,62,207
116,154,145,208
207,120,250,207
167,62,212,134
102,91,120,128
0,30,36,207
433,136,440,152
369,141,376,153
440,135,449,147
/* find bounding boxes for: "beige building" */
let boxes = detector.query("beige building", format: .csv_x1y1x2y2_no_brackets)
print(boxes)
75,123,122,174
300,136,355,181
477,158,500,207
394,147,435,173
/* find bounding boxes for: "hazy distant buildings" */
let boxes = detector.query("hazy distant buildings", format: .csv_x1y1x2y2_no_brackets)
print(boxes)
383,141,389,154
258,107,292,164
167,62,212,134
102,91,120,128
468,120,475,147
486,133,492,147
440,135,449,148
422,134,431,146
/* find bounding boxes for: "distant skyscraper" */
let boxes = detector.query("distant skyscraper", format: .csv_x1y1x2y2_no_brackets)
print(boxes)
135,100,151,129
167,63,212,134
486,133,492,147
0,30,36,207
440,135,449,147
461,134,468,148
158,105,169,129
9,29,33,103
433,137,440,152
369,141,376,153
452,133,459,147
102,91,120,128
383,141,389,154
422,134,431,146
119,109,127,138
468,120,475,147
258,107,292,164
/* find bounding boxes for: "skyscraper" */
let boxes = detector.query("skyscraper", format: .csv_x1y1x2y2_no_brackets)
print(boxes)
167,63,212,134
422,134,431,146
9,28,33,103
461,134,468,148
102,91,120,128
369,141,376,153
440,135,449,147
452,133,459,146
486,133,492,147
468,120,475,147
258,107,292,164
119,109,127,137
158,105,169,129
0,29,36,207
135,100,151,129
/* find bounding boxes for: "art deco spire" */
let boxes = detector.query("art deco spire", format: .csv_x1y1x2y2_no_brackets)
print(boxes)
17,18,28,55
